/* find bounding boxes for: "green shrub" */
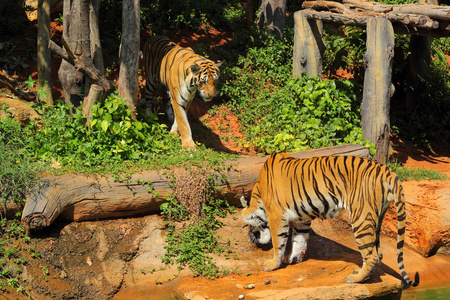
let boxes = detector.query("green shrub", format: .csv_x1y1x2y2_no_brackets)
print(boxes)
23,93,179,168
0,107,42,207
160,164,236,279
221,37,366,154
323,26,366,80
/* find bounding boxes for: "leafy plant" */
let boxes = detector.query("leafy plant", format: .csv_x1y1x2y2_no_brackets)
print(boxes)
221,36,367,154
391,59,450,147
160,162,236,279
23,93,179,169
0,106,42,208
322,26,366,80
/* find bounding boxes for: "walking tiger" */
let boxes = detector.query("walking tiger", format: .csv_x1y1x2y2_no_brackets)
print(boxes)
241,152,419,286
140,35,221,149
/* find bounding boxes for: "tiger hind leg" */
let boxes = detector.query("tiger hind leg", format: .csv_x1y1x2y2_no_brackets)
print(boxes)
163,91,174,123
284,220,311,265
346,247,382,283
140,76,158,117
346,212,383,283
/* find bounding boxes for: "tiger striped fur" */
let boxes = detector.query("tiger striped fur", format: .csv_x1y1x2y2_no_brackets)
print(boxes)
241,153,419,286
140,35,221,149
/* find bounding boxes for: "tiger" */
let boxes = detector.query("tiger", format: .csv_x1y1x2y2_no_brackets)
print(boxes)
241,152,419,286
140,35,222,150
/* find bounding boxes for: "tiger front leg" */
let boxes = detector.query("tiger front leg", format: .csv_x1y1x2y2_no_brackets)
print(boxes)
263,216,289,272
170,94,196,150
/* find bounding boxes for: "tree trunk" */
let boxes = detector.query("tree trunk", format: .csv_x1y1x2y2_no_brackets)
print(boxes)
80,0,93,94
258,0,286,40
360,17,395,164
245,0,253,31
404,0,437,111
21,144,369,229
89,0,104,76
37,0,54,105
49,39,111,92
58,0,84,107
118,0,140,118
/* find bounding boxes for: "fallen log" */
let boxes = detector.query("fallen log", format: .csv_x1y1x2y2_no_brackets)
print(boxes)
21,144,369,230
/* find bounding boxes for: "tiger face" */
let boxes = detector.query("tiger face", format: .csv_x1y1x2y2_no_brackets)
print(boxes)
240,196,271,246
191,61,221,102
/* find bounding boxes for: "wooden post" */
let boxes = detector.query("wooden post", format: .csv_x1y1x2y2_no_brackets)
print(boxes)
118,0,140,118
82,84,103,122
37,0,54,105
293,10,325,78
361,17,395,164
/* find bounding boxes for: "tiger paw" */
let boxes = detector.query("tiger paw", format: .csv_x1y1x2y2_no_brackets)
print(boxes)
169,126,180,137
345,270,370,284
181,140,196,150
286,249,306,264
263,259,279,272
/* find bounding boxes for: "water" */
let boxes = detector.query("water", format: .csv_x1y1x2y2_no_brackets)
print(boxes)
402,287,450,300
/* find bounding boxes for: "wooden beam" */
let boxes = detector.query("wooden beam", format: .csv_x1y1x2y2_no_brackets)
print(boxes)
360,17,395,164
301,0,450,36
21,144,369,230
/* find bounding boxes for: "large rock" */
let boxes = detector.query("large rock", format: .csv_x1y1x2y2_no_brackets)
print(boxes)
0,96,41,124
382,180,450,257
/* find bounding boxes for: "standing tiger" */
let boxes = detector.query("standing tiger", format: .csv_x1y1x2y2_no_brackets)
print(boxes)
140,35,222,150
241,153,419,286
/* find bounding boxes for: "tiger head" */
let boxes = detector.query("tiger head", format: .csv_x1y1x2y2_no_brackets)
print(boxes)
190,60,222,102
240,196,272,246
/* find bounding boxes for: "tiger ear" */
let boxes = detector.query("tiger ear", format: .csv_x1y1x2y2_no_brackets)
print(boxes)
215,60,223,68
190,64,200,74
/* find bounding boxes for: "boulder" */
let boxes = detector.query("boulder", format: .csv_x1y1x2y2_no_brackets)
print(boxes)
382,180,450,257
0,96,41,124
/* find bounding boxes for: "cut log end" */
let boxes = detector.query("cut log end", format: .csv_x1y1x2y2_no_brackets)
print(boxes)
23,213,50,230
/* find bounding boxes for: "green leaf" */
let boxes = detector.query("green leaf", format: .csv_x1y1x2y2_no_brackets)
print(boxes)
437,50,447,63
104,113,112,123
137,131,145,140
134,121,143,130
101,120,109,132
